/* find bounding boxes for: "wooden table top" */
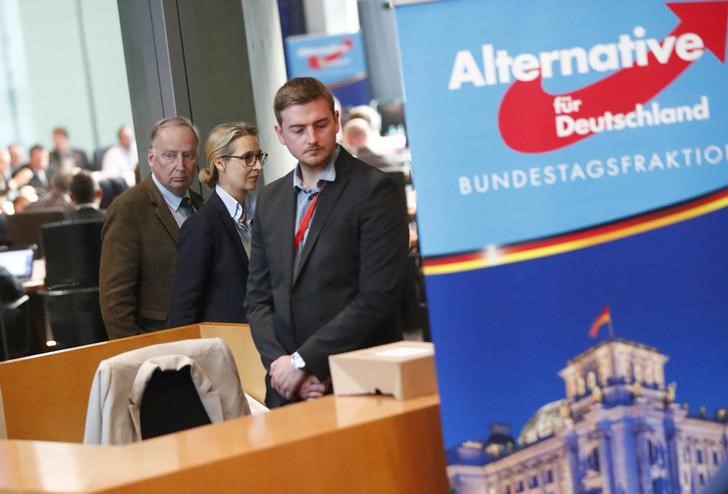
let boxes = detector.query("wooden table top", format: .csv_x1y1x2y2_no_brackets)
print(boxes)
0,393,444,493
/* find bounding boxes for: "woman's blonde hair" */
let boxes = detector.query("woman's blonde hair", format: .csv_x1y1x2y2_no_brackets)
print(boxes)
199,121,259,187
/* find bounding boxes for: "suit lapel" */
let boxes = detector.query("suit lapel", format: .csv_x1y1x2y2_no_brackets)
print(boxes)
292,152,351,285
211,191,249,265
278,181,297,291
144,177,179,243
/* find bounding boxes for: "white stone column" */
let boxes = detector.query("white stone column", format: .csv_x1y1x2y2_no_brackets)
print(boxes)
554,455,565,492
565,432,581,493
241,0,294,184
664,416,682,494
634,421,652,494
611,417,642,493
597,421,615,494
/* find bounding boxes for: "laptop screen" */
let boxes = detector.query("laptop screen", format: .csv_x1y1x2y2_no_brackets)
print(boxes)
0,248,35,280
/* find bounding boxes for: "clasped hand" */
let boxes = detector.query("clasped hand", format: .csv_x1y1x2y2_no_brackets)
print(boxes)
269,355,331,401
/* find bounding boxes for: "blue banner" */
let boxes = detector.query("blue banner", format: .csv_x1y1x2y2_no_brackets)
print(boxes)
396,1,728,492
398,0,728,257
284,32,370,106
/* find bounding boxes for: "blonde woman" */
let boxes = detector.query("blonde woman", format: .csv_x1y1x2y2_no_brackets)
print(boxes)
169,122,266,326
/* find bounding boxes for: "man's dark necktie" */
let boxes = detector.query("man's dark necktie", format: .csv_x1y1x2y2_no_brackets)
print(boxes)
179,196,196,218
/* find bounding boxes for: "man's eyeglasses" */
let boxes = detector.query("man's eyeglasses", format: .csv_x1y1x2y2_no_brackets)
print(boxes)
221,152,269,168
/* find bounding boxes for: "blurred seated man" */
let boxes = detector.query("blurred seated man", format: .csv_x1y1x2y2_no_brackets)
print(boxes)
345,105,382,134
69,171,104,220
11,186,38,214
101,125,138,187
48,126,89,179
7,143,24,171
13,144,49,194
25,172,74,211
346,104,408,153
0,150,34,202
342,117,407,172
0,149,12,194
341,116,367,151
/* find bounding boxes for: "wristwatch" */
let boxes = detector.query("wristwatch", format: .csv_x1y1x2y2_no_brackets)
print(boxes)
291,351,306,370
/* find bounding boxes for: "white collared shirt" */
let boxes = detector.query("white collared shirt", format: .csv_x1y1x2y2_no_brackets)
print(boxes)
216,185,255,257
151,173,192,227
291,146,339,272
215,185,255,227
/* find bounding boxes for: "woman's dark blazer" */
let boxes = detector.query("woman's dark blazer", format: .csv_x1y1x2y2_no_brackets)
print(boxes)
168,190,249,326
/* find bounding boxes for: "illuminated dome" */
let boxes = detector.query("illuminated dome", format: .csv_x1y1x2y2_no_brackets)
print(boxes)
518,400,567,446
483,423,515,457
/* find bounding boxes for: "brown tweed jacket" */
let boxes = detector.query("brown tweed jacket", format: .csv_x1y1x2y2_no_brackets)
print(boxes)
99,176,202,339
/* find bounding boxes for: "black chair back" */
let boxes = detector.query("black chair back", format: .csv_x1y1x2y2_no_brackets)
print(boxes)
92,146,111,171
42,287,107,349
41,219,106,349
42,219,103,290
0,265,31,360
6,209,68,258
98,178,129,209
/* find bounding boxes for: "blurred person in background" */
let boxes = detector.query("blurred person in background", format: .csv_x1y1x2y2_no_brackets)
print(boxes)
69,171,104,220
7,144,24,171
0,149,12,194
168,121,264,327
1,148,32,200
342,116,405,171
48,126,89,179
14,145,50,193
11,186,38,214
0,149,13,213
342,107,409,172
25,172,73,211
101,125,138,187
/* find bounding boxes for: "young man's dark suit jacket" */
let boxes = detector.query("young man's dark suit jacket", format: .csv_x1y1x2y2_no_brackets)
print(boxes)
168,190,249,326
100,175,203,339
245,147,409,407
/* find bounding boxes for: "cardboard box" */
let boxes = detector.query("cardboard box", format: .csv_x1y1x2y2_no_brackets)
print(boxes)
329,341,437,400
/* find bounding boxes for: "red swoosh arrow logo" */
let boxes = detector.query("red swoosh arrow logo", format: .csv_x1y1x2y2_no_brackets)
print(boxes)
308,39,353,69
498,1,728,153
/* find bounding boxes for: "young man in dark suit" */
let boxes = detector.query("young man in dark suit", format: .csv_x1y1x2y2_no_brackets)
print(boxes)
245,77,409,407
100,117,203,339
